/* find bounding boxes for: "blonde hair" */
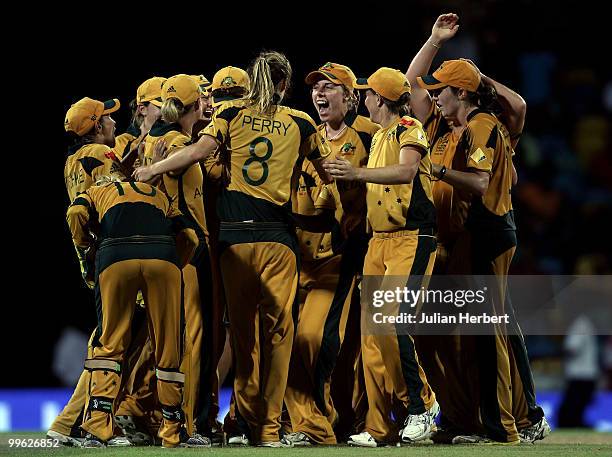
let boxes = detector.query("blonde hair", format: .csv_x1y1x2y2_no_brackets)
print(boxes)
246,51,292,116
161,98,188,123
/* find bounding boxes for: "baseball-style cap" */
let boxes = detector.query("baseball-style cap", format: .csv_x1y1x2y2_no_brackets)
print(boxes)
191,75,212,94
64,97,120,136
305,62,357,90
355,67,411,101
162,74,202,105
417,59,481,92
211,66,250,105
211,66,250,91
137,76,166,107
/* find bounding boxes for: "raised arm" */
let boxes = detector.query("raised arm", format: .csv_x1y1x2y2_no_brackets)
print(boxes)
461,59,527,148
133,134,218,183
406,13,460,122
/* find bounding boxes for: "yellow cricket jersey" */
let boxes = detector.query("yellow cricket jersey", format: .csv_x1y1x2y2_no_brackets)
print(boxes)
422,103,464,243
143,121,207,241
67,181,197,273
461,109,516,231
201,99,329,223
294,159,340,261
366,116,436,233
317,112,380,231
64,143,116,202
113,123,141,160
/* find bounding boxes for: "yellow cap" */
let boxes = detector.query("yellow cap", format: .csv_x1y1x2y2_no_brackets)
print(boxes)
211,66,250,91
417,59,481,92
305,62,356,90
64,97,120,136
191,75,212,94
355,67,411,101
162,74,202,106
137,76,166,107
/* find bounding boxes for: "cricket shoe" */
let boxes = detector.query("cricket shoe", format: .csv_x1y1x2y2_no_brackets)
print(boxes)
284,431,314,446
452,434,520,445
519,416,551,443
46,429,84,447
400,400,440,443
83,433,106,448
180,432,212,448
107,435,133,446
114,415,152,446
258,437,294,447
348,431,387,447
227,433,250,446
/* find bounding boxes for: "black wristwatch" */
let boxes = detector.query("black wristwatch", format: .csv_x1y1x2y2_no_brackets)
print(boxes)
438,165,447,180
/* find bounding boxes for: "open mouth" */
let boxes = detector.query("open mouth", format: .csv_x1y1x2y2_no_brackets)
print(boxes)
316,99,330,115
203,109,213,118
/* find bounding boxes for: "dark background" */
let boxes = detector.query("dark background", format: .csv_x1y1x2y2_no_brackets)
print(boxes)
4,1,610,388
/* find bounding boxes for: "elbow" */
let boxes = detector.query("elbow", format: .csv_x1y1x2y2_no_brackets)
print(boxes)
474,176,489,197
401,165,418,184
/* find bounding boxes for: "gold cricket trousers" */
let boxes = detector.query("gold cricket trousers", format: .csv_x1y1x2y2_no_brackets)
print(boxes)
361,229,437,443
51,309,159,438
220,236,298,444
180,240,214,436
284,254,356,444
80,238,185,448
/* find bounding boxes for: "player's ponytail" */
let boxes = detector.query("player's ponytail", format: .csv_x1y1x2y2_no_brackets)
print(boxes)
475,82,498,111
161,98,196,124
247,51,292,116
454,83,498,112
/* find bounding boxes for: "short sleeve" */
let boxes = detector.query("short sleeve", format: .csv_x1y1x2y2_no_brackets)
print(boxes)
397,118,429,155
464,116,497,173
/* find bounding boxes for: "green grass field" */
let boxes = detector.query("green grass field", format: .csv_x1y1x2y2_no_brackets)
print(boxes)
1,431,611,456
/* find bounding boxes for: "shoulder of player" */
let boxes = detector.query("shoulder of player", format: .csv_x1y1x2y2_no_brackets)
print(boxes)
215,99,247,117
282,106,317,126
466,109,497,132
348,114,381,136
395,116,425,135
76,143,115,161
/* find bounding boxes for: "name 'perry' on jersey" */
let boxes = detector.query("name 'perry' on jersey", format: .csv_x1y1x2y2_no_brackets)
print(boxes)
201,99,330,208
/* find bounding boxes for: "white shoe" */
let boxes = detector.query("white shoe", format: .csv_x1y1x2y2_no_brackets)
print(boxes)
46,429,84,447
284,431,313,446
227,433,249,446
519,416,551,443
400,400,440,443
348,431,378,447
107,435,133,447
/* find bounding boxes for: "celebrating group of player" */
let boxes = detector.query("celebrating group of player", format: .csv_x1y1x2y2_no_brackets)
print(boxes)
57,14,551,448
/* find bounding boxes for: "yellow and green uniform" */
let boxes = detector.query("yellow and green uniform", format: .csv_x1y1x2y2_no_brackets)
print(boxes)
113,123,141,160
284,113,379,444
52,143,154,440
64,143,116,203
67,181,197,447
143,120,214,437
361,115,437,443
200,99,329,443
421,104,543,442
